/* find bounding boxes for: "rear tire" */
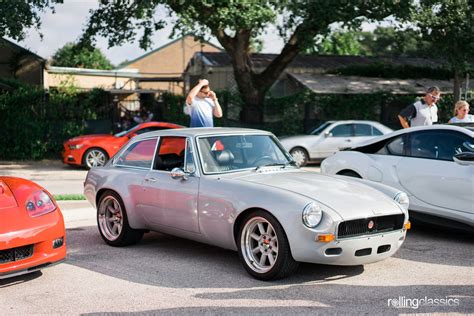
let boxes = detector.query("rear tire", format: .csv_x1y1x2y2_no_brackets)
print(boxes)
337,170,362,178
290,147,309,167
237,210,299,280
97,190,144,246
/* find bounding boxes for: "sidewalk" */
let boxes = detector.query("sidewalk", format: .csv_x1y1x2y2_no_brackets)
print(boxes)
0,160,87,195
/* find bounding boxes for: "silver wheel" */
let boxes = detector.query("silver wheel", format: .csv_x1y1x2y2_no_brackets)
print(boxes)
241,216,279,274
290,148,308,167
85,149,107,168
98,196,123,241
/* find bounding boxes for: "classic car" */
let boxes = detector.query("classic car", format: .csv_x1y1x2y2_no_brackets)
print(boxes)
0,177,66,279
63,121,183,169
84,128,411,280
279,120,393,166
321,125,474,231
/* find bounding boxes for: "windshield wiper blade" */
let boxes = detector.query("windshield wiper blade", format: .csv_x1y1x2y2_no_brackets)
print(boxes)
255,161,296,171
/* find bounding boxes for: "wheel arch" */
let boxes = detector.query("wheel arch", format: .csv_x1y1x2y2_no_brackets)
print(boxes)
336,169,362,178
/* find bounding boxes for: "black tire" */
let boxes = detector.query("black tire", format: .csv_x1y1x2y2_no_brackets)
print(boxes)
83,148,109,169
337,170,362,178
289,147,309,167
97,190,144,246
237,210,299,280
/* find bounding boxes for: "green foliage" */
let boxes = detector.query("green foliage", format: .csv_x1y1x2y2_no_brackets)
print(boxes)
53,194,86,201
0,85,107,160
309,31,367,56
0,0,60,41
52,42,114,70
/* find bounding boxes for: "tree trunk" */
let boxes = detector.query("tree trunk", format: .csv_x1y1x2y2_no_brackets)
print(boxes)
453,70,462,102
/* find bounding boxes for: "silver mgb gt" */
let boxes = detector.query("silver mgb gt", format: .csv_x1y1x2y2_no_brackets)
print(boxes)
84,128,411,280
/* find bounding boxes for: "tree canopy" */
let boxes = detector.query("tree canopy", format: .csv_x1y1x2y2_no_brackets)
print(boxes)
51,42,114,70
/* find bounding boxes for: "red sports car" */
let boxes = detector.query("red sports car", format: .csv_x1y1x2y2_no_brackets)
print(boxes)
63,122,184,169
0,177,66,279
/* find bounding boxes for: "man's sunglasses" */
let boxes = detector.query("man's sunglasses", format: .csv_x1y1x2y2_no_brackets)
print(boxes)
429,94,441,100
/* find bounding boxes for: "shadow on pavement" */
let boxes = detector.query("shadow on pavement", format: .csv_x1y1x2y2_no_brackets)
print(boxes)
0,271,43,288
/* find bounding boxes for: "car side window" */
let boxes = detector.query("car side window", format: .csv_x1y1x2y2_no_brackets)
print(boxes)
383,136,405,156
153,136,185,171
116,138,158,168
408,131,474,161
329,124,353,137
372,127,383,136
353,124,373,136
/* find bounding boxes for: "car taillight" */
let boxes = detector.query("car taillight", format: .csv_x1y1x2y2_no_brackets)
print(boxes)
25,190,57,217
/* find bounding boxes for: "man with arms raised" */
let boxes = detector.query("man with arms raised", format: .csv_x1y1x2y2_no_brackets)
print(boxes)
185,79,223,127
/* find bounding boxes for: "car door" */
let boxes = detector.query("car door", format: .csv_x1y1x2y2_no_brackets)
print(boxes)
316,123,354,157
141,136,200,233
395,130,474,214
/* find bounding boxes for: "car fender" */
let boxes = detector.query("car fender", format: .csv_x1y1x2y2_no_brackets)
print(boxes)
321,151,376,179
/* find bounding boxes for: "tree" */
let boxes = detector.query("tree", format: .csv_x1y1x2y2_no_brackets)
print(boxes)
51,42,114,70
0,0,60,41
411,0,474,102
307,30,368,56
81,1,412,123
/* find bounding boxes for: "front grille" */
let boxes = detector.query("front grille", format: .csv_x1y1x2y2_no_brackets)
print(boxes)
0,245,34,264
337,214,404,239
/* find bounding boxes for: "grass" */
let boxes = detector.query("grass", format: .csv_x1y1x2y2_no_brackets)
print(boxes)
53,194,86,201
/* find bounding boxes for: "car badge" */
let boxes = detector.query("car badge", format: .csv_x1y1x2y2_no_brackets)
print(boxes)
368,220,375,229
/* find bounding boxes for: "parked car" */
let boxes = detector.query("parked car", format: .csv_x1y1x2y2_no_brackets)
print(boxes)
63,121,184,169
321,125,474,231
84,127,411,280
279,120,393,166
0,177,66,279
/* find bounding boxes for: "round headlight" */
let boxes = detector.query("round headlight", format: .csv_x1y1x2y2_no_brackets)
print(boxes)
302,202,323,228
394,192,409,211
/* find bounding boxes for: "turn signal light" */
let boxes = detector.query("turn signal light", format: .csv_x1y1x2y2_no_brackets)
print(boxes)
317,234,335,242
404,221,411,230
26,190,56,217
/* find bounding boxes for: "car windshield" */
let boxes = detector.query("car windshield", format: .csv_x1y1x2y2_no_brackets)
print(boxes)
197,134,294,174
309,122,332,135
114,125,140,137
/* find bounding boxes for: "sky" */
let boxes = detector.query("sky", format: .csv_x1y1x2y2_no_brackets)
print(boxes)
12,0,381,67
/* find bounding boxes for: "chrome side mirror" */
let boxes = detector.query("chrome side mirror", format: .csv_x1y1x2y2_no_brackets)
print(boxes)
453,152,474,165
324,132,332,138
170,167,188,180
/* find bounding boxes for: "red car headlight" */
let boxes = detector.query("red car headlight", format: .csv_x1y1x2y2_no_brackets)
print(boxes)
26,190,57,217
68,144,84,150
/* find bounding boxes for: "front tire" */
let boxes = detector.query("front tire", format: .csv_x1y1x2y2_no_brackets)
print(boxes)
290,147,309,167
97,190,144,246
83,148,109,169
238,210,299,280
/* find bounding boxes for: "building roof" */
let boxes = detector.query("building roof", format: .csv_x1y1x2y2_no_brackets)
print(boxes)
198,52,448,69
288,73,460,94
119,34,222,69
0,38,46,62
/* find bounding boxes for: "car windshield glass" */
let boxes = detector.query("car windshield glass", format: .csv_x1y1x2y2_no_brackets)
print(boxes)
197,134,293,174
309,122,332,135
114,125,140,137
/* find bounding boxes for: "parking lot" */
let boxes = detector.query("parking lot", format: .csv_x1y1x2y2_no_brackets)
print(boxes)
0,160,472,314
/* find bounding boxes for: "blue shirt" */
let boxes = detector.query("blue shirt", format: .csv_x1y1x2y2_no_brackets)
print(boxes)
186,97,215,127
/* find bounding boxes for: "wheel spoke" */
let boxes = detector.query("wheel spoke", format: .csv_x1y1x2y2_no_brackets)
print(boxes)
259,253,267,266
250,233,260,241
266,224,273,235
268,253,275,266
252,246,260,254
257,223,266,235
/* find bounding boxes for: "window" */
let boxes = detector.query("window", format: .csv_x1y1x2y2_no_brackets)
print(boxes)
354,124,372,136
384,136,405,156
116,138,157,168
329,124,353,137
154,136,185,171
372,127,383,136
408,131,474,161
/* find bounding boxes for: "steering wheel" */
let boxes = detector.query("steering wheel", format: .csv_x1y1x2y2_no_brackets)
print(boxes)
252,156,275,166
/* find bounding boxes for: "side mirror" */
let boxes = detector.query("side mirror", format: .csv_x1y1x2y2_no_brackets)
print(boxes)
324,132,332,138
453,152,474,165
170,167,188,180
128,133,138,139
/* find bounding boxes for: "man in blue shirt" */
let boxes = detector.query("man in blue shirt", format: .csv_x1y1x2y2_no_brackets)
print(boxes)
185,79,223,127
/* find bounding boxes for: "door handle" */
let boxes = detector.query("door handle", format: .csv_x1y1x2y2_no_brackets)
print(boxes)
345,139,352,142
145,177,157,183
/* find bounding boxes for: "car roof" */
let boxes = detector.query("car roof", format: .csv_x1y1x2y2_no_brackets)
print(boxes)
352,124,474,148
133,127,274,140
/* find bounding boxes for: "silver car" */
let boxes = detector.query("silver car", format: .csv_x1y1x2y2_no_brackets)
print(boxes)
84,128,410,280
280,120,393,166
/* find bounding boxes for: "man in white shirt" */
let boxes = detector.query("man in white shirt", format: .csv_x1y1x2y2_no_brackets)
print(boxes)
185,79,223,127
398,86,441,128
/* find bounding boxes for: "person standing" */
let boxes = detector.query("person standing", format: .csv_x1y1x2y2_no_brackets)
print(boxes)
398,86,441,128
448,100,473,123
185,79,223,127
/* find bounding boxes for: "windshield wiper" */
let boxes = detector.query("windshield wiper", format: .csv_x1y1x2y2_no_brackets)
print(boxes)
255,161,297,171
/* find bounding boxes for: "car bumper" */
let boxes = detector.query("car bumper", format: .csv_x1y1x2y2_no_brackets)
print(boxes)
293,229,407,266
0,213,67,279
62,147,83,166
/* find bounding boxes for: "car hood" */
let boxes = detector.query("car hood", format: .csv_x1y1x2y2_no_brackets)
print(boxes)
232,170,401,220
67,134,116,143
280,135,319,142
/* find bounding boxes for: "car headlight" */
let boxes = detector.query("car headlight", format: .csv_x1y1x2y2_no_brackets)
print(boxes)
394,192,409,211
302,202,323,228
69,144,83,150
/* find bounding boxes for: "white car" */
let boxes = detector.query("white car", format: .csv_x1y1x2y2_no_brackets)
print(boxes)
321,125,474,231
279,120,393,166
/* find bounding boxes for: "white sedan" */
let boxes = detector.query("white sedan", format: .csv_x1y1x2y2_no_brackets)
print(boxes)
279,120,393,166
321,125,474,231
